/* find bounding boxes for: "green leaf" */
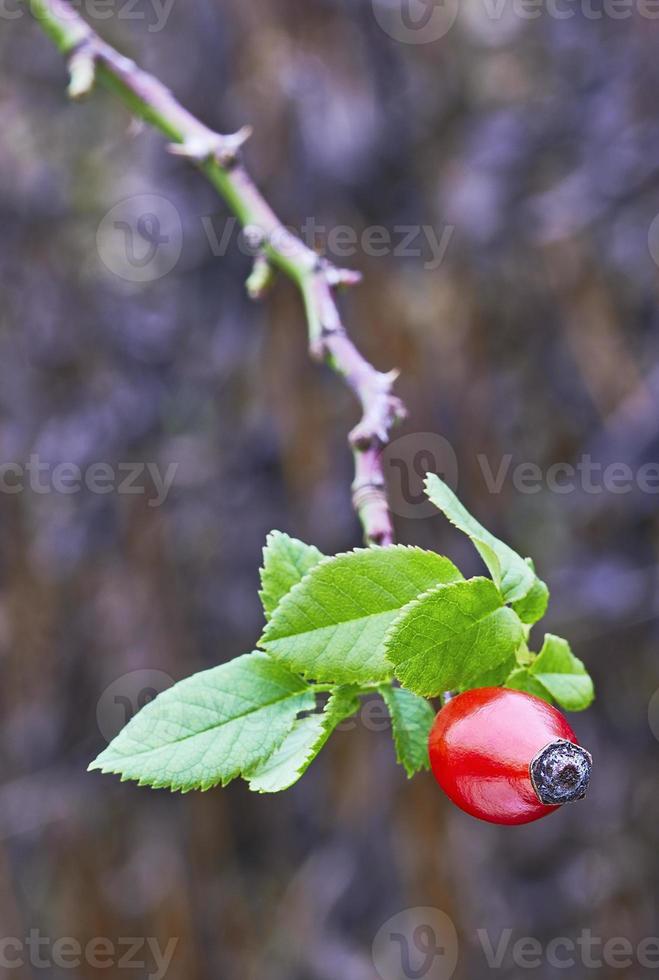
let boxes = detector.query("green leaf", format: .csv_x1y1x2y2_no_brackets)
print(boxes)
530,634,594,711
247,714,326,793
424,474,547,606
504,666,553,703
248,686,361,793
89,653,316,792
385,577,525,697
512,565,550,625
259,531,324,621
465,652,517,691
504,635,594,711
380,686,436,777
260,546,463,685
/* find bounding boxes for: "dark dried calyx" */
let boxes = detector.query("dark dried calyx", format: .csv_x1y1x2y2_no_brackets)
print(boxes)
530,740,592,806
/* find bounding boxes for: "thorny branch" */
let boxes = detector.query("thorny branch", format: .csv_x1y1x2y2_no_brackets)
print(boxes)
24,0,407,545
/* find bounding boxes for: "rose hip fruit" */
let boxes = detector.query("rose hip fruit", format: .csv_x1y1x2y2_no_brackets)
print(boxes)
428,687,593,825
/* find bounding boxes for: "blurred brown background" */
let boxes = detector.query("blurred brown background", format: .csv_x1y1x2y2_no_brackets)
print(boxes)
1,0,659,977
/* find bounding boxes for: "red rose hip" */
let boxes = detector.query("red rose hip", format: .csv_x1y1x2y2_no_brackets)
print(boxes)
428,687,592,825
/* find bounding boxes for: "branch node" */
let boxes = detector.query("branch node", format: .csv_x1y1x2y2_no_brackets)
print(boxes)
349,388,407,450
246,253,276,301
167,137,215,162
67,44,97,100
243,224,266,253
215,124,253,166
351,479,392,547
308,320,346,361
168,125,252,167
350,427,382,452
320,321,346,340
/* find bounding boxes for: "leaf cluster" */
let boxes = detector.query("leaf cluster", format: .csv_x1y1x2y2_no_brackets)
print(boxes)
91,478,593,792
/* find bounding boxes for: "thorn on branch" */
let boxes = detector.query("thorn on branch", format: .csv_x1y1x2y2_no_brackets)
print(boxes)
309,334,327,362
168,125,253,168
67,44,97,100
246,254,276,301
127,118,145,139
325,265,363,289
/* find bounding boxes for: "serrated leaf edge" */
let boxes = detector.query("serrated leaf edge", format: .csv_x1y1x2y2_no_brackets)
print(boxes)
88,655,316,793
259,545,462,684
380,686,435,778
248,686,362,793
258,530,325,622
423,474,539,604
383,577,525,696
261,544,461,640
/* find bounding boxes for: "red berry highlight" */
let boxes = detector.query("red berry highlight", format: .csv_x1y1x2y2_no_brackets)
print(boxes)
428,687,592,825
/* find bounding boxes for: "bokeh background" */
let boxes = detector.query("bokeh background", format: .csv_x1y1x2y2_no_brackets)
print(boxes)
1,0,659,977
